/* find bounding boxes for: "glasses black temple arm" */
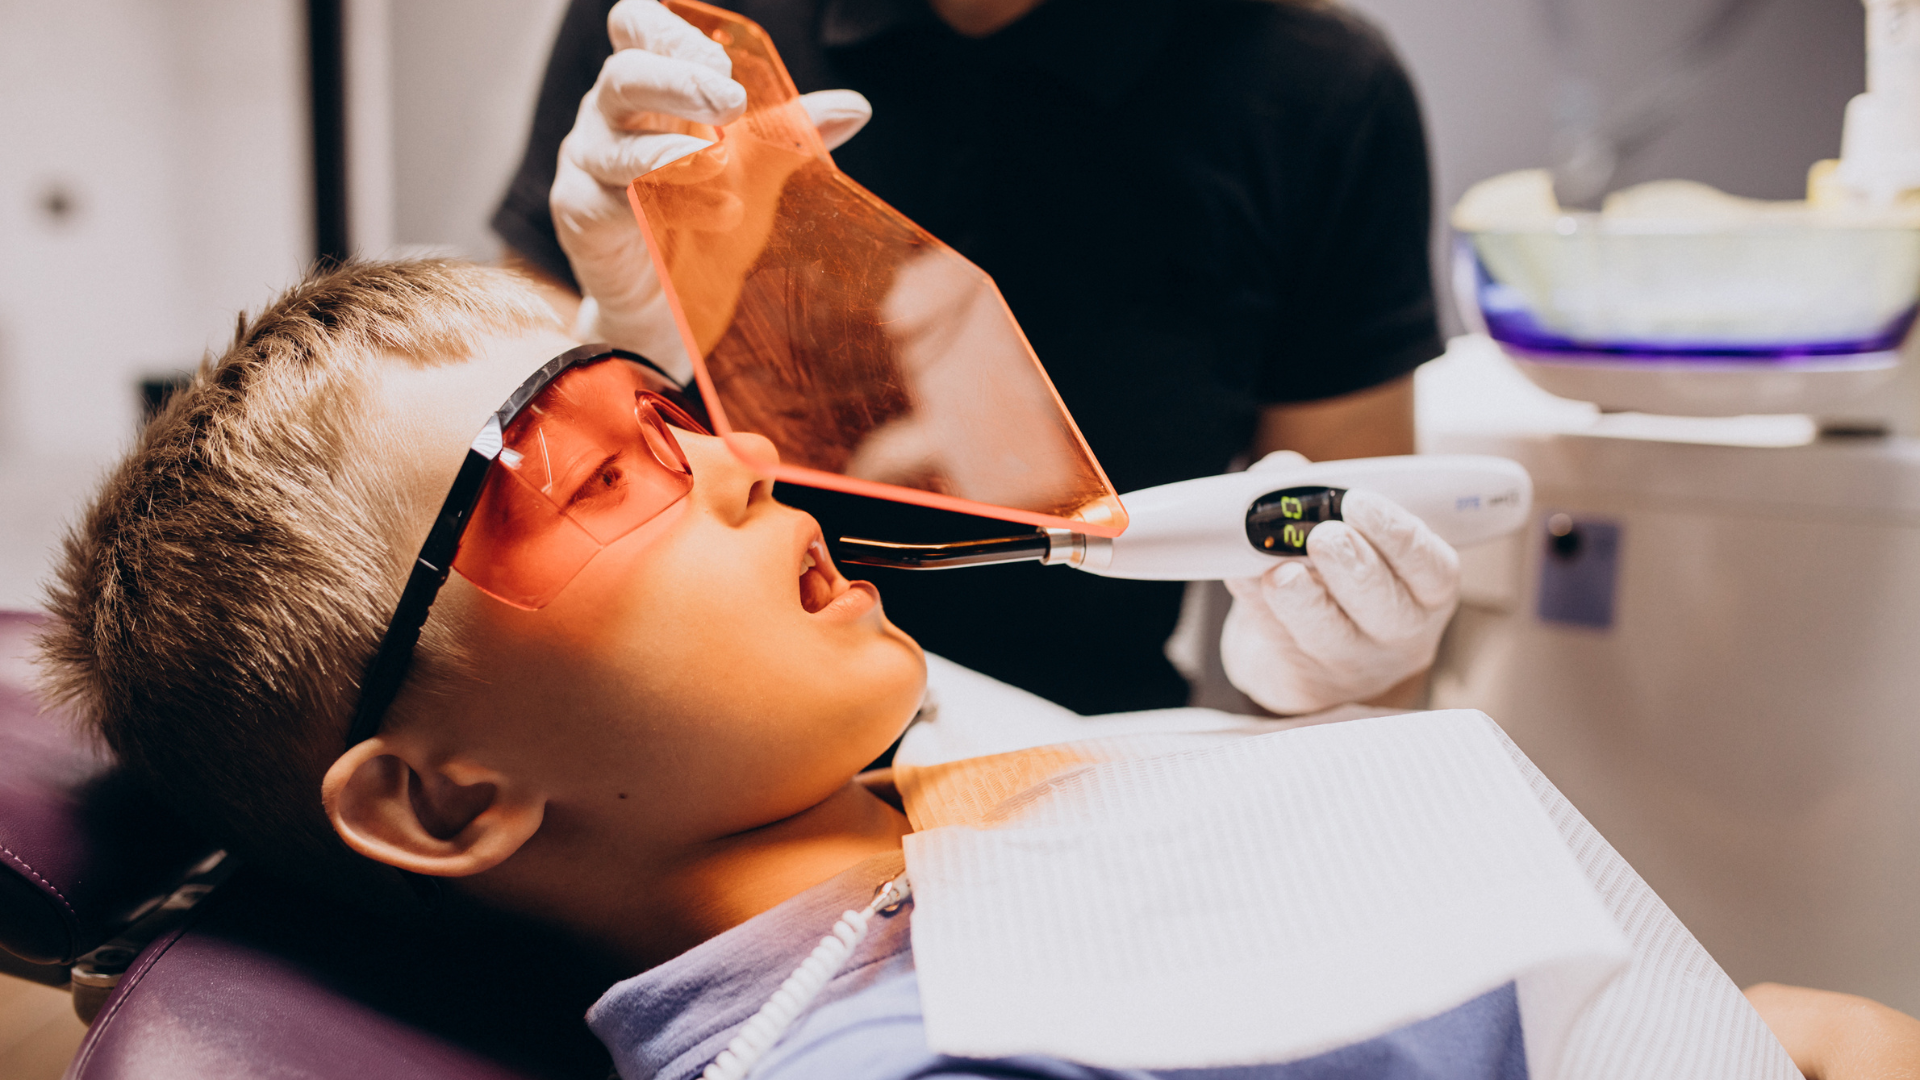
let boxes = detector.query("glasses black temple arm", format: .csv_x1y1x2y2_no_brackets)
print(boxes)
344,445,495,747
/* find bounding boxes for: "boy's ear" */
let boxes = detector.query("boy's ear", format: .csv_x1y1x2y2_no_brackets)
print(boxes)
322,735,545,877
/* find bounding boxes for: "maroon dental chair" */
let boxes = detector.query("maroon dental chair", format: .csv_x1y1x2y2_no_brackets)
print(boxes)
0,611,615,1079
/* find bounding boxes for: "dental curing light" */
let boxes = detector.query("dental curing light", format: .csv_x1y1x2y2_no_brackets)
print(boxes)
838,454,1531,580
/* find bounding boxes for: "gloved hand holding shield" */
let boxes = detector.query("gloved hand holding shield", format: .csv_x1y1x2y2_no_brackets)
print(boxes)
552,0,873,379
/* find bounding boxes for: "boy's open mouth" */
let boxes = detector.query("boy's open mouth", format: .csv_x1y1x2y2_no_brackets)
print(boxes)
798,527,851,614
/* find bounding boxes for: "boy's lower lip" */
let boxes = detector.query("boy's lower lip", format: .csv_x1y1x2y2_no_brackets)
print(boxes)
815,579,879,622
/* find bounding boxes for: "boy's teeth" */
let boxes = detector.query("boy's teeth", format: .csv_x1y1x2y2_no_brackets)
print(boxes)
803,553,817,572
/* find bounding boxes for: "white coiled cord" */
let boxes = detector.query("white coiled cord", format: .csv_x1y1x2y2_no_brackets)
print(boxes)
700,874,913,1080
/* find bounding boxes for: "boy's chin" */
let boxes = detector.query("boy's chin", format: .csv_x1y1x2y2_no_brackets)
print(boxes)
876,611,924,665
870,643,930,744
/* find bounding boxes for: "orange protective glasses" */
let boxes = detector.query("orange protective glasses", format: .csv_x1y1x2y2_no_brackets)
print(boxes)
347,346,707,746
453,356,705,609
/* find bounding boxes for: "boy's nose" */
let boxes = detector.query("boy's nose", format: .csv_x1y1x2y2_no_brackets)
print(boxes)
683,431,779,520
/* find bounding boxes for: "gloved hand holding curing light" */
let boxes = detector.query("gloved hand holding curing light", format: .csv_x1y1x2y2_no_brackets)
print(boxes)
1218,451,1462,715
552,0,872,378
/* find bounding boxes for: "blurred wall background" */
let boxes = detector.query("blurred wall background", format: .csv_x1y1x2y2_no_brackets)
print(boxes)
1360,0,1863,206
0,0,308,479
356,0,572,258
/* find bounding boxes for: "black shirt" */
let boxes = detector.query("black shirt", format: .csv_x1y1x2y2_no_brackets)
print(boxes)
494,0,1442,714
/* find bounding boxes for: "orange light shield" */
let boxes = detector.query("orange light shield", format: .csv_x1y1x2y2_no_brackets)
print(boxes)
627,0,1126,537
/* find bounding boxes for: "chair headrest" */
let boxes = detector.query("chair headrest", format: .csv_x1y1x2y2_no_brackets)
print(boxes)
0,611,209,965
73,870,618,1079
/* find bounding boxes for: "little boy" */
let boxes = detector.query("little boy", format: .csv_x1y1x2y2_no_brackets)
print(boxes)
36,261,1917,1079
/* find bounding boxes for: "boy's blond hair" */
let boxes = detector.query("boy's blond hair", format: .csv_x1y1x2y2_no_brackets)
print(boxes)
36,260,560,899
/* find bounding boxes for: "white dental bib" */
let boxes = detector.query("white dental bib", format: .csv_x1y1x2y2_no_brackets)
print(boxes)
894,656,1796,1080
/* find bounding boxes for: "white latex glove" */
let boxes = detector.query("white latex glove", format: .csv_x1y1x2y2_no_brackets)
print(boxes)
1218,450,1461,714
551,0,872,379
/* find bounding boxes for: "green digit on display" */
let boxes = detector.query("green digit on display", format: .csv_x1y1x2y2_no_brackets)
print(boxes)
1283,523,1306,548
1281,496,1303,520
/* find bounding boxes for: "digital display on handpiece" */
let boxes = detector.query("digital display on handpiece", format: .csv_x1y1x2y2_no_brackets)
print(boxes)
1245,486,1346,555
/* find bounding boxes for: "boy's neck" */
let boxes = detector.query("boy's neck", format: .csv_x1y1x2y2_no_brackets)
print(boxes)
573,780,911,972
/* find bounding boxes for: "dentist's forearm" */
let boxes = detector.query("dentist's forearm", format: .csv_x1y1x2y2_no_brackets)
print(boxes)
1253,374,1415,463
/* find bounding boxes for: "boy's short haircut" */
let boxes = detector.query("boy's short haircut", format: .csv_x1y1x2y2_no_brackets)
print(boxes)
36,260,561,904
